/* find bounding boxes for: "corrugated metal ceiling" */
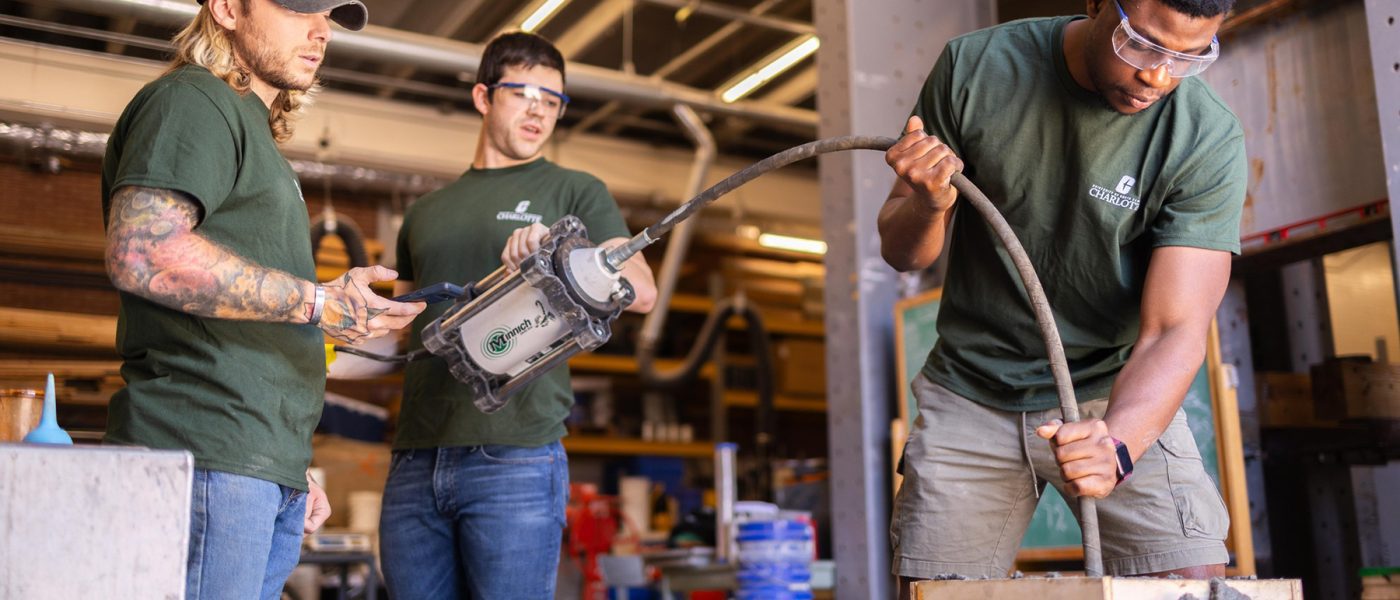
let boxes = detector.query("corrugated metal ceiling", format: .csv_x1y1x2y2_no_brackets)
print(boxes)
0,0,1313,159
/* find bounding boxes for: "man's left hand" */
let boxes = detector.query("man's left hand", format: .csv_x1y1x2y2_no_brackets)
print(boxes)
304,473,332,534
501,223,549,271
1036,418,1119,499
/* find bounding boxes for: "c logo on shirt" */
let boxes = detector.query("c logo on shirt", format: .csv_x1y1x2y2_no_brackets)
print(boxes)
1115,175,1137,195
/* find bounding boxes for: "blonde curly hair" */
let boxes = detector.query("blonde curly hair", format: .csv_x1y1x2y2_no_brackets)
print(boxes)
166,2,318,143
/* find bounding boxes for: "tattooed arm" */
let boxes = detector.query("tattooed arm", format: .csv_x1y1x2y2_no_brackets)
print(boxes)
105,186,423,343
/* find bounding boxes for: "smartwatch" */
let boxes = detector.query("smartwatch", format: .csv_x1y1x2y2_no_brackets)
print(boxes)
1109,437,1133,486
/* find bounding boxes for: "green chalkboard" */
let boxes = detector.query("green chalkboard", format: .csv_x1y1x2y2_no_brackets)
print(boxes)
894,288,942,426
1019,366,1220,550
893,291,1221,554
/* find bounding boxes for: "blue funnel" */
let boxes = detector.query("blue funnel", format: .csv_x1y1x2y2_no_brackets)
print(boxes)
23,374,72,445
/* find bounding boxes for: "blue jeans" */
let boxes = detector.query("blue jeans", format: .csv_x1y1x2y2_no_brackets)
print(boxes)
186,468,307,600
379,442,569,599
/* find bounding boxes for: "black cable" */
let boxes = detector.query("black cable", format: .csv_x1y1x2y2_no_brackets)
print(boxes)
331,346,431,364
606,136,897,270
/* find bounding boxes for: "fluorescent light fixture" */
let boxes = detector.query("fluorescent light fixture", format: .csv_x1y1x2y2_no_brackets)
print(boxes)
720,35,820,103
758,232,827,255
521,0,569,33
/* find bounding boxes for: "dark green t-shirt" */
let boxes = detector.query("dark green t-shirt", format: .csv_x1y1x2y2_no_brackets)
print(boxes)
913,17,1247,411
101,65,324,490
395,158,631,449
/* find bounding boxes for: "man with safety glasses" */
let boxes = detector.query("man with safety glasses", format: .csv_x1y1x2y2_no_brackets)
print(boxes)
379,32,656,599
881,0,1243,592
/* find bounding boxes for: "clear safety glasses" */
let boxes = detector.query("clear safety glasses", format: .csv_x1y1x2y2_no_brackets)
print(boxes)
1111,0,1219,78
489,82,571,119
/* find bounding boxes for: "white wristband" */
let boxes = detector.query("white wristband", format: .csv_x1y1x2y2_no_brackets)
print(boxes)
308,285,326,325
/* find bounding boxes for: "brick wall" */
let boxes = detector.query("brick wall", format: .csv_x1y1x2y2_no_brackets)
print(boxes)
0,158,394,316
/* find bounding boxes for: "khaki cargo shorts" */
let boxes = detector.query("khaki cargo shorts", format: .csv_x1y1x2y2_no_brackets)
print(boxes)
891,374,1229,578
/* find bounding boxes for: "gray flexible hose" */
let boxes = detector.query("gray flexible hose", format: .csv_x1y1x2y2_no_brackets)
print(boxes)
949,172,1104,578
605,134,1104,577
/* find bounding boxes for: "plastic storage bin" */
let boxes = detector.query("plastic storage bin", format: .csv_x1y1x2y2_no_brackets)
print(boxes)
736,519,813,600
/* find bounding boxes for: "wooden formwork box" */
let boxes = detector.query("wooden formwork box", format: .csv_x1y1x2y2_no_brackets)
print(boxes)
913,577,1303,599
1311,357,1400,420
775,338,826,396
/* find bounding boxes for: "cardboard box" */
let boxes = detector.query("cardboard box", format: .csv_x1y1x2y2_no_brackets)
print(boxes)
1257,371,1334,428
311,434,391,529
1312,357,1400,421
776,339,825,396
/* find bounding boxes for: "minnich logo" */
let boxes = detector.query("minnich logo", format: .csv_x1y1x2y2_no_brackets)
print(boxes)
497,200,542,224
482,318,534,359
1089,174,1141,211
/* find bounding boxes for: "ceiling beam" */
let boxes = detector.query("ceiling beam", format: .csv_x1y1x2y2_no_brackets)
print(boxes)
493,0,563,39
102,17,136,55
554,0,631,59
636,0,813,35
374,0,486,98
44,0,817,131
713,64,816,143
574,0,788,136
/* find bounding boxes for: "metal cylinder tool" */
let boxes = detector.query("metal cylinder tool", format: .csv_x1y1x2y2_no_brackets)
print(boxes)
419,216,635,413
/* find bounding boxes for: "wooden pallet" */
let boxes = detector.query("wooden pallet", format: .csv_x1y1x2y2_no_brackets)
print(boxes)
913,577,1303,600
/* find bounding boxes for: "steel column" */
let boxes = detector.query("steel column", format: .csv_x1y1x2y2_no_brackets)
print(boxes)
813,2,992,597
1364,1,1400,322
1216,281,1274,573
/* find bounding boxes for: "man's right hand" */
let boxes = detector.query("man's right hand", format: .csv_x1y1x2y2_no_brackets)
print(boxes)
886,116,964,215
318,266,426,344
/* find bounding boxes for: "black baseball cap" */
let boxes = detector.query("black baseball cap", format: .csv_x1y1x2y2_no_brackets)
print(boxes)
197,0,369,31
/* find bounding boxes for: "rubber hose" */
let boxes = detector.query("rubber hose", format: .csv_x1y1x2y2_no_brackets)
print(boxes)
321,135,1103,572
638,296,778,501
946,167,1101,576
310,213,371,269
745,303,776,502
609,134,1102,576
639,296,751,388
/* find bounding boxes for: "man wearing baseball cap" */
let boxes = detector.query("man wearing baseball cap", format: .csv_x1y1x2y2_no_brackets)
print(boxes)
100,0,421,597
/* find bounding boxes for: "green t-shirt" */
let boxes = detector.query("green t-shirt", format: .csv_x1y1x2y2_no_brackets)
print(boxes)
913,17,1247,412
395,158,631,449
101,65,324,490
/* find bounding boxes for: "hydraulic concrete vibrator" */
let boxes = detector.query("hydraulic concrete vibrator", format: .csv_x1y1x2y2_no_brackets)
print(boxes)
338,134,1108,574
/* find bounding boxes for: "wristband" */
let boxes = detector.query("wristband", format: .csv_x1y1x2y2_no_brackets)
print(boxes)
308,285,326,326
1110,436,1134,486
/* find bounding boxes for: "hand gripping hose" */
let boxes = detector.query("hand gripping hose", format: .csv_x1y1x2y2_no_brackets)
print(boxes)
603,135,1104,577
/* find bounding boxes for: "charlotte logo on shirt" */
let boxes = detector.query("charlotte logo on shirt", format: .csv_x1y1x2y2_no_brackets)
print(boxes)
1088,174,1141,210
496,200,543,224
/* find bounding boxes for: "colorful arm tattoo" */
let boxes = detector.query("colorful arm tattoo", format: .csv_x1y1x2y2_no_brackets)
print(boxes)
104,186,315,323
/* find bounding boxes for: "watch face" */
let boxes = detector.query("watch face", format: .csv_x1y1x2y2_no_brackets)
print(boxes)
1113,440,1133,482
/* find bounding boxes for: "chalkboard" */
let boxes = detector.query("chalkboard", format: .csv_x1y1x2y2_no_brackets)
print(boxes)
1018,366,1219,550
894,288,942,427
893,290,1224,556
